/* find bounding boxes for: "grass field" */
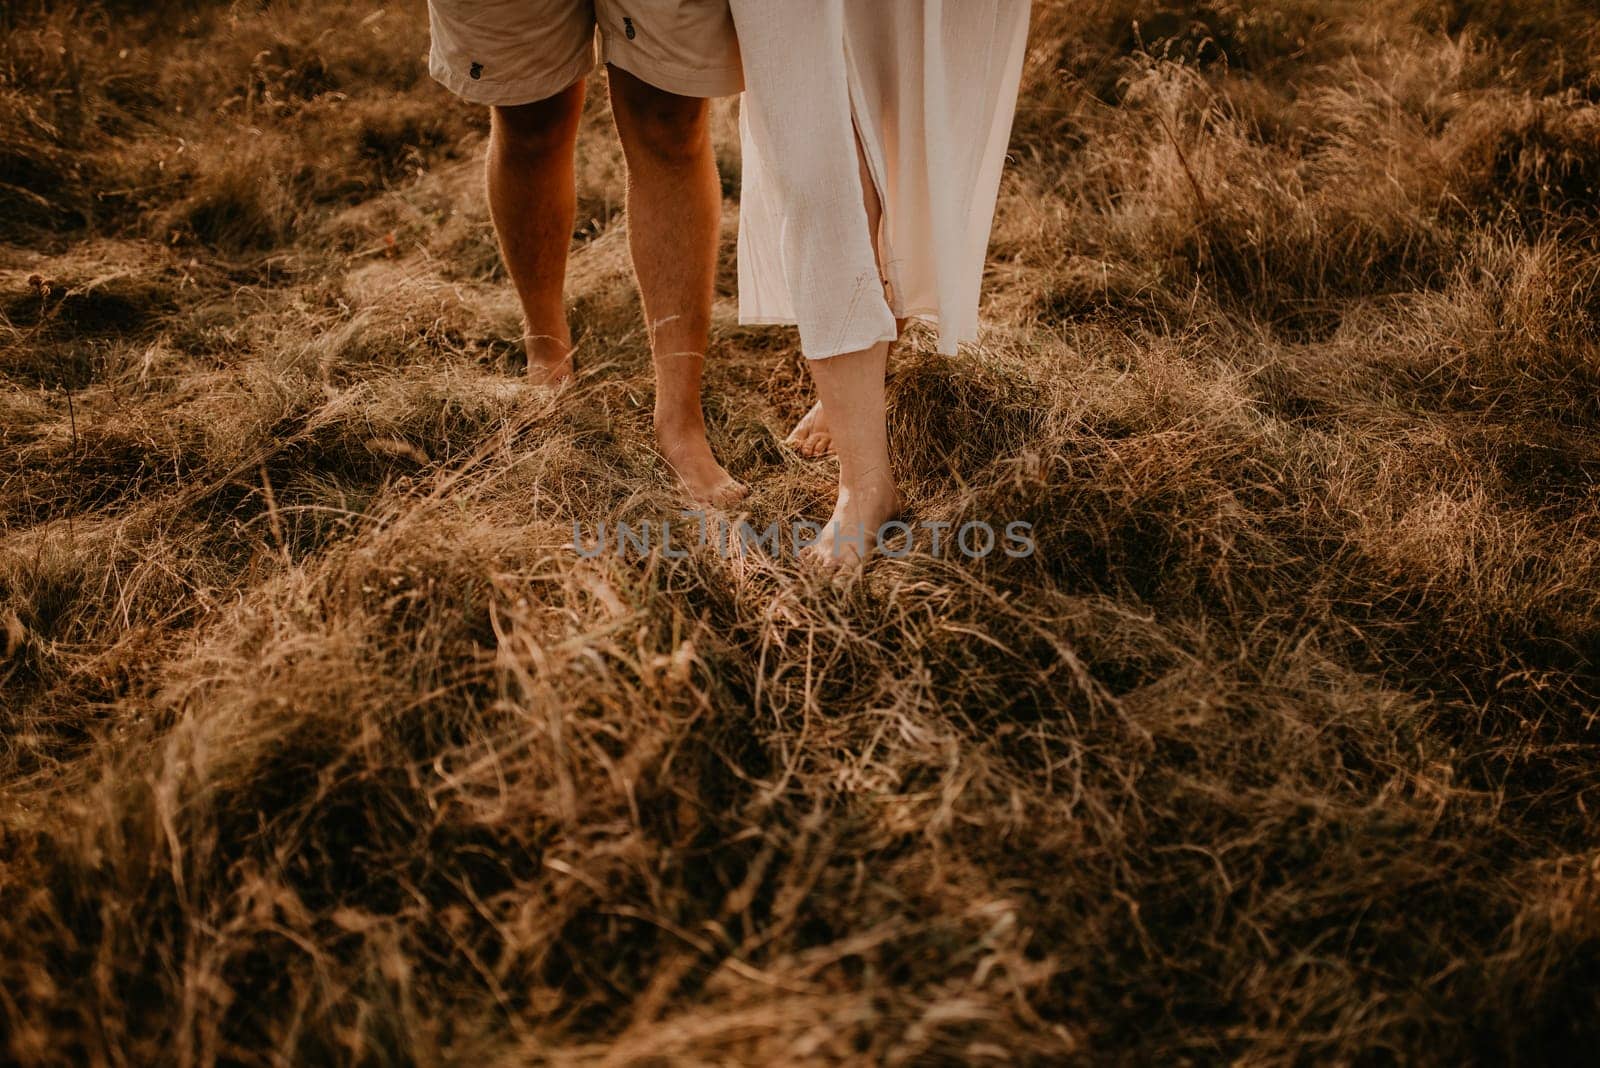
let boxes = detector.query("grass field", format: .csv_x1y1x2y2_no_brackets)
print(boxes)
3,1,1599,1063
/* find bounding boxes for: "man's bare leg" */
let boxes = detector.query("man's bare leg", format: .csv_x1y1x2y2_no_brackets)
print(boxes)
487,82,585,385
608,66,747,506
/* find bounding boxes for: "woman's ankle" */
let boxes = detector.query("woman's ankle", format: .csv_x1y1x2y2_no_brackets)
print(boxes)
838,469,900,508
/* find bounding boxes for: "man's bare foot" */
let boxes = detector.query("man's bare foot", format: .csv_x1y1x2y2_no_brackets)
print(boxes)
526,334,575,386
802,475,902,569
657,417,749,507
785,401,833,458
527,355,575,386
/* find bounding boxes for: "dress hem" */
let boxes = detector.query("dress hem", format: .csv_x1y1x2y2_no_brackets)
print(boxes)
736,308,976,359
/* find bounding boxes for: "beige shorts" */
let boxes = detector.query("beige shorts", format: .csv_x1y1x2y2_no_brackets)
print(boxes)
427,0,742,105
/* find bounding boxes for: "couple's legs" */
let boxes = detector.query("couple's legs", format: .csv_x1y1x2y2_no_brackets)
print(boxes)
486,67,745,505
485,65,895,561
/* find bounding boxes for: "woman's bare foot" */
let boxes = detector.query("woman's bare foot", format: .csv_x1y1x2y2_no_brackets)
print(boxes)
657,417,749,507
803,473,901,569
785,401,833,458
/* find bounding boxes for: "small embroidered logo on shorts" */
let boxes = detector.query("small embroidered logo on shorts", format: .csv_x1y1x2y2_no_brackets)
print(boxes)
469,61,483,80
623,16,636,40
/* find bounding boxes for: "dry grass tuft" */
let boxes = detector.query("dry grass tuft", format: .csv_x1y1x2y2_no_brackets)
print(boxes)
3,0,1600,1063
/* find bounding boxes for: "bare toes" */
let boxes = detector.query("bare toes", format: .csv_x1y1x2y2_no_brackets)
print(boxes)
799,544,832,570
797,432,833,458
703,479,750,509
787,403,829,454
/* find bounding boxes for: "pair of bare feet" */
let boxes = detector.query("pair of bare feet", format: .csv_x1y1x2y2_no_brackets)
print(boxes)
532,354,895,568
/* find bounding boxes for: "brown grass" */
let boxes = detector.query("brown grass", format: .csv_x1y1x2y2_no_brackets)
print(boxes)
3,0,1599,1063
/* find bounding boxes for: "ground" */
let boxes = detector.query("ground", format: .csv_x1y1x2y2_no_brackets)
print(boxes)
2,1,1599,1064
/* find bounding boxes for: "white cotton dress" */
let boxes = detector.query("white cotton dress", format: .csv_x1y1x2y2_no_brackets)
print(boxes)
730,0,1032,360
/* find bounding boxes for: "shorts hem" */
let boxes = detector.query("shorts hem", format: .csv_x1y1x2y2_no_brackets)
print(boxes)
429,49,595,107
601,47,743,98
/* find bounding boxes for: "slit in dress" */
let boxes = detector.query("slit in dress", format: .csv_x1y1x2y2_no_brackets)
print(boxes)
842,31,900,317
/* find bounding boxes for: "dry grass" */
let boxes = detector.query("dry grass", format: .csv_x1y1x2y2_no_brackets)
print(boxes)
3,0,1599,1063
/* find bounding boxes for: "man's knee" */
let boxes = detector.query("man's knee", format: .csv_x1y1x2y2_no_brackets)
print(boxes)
490,83,584,159
611,73,708,165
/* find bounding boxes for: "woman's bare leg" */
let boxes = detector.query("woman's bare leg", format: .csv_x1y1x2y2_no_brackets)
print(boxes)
787,313,903,459
801,134,901,566
787,146,902,460
803,339,900,566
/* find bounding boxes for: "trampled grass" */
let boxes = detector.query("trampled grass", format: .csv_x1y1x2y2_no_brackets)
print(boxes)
2,1,1598,1063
